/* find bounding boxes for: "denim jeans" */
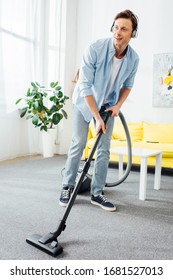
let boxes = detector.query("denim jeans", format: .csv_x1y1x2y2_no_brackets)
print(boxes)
62,105,114,195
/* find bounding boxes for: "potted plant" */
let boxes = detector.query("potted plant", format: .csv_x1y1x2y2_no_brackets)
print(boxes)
16,81,69,157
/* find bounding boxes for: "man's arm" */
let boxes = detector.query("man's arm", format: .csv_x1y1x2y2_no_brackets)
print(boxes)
84,95,106,135
105,87,131,117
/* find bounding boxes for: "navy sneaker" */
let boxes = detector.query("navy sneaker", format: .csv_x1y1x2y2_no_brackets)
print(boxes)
59,186,73,207
91,194,116,212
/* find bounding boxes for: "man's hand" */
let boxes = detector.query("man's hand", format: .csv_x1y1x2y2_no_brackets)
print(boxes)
105,87,131,117
105,104,120,118
95,117,106,135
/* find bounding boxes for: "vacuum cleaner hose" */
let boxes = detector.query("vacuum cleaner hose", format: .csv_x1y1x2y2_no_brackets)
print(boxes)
84,111,132,188
105,111,132,187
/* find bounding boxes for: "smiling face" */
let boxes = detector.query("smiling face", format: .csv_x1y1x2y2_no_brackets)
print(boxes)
112,18,133,51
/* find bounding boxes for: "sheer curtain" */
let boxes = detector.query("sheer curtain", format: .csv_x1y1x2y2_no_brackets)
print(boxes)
0,0,66,160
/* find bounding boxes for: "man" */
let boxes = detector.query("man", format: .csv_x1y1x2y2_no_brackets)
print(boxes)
59,10,139,212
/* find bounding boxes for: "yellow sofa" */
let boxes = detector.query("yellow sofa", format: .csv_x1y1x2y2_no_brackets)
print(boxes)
83,121,173,169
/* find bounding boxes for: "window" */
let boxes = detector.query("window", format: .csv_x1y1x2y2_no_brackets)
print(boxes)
0,0,66,112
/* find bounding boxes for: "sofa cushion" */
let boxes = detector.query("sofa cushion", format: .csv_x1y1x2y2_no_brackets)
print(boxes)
112,122,143,142
143,122,173,143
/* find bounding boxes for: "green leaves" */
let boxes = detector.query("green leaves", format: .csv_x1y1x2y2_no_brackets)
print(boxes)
15,81,69,131
52,113,63,125
19,107,27,117
15,98,23,105
50,81,59,88
61,109,68,119
32,115,39,126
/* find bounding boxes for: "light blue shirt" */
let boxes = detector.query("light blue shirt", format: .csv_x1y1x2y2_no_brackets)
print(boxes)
72,37,139,122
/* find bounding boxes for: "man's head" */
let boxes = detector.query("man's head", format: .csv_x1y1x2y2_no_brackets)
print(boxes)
110,10,138,53
111,9,138,38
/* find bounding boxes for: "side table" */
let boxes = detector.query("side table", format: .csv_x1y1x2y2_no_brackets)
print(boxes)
110,147,162,200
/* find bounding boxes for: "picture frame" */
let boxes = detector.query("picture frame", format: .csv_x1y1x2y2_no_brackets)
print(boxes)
153,53,173,107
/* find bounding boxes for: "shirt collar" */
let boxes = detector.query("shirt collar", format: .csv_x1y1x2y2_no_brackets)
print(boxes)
109,37,130,58
109,37,116,54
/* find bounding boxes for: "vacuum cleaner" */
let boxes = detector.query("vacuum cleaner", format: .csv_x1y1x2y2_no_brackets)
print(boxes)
26,110,132,257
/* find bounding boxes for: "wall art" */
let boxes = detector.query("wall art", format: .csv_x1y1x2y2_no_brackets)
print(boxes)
153,53,173,107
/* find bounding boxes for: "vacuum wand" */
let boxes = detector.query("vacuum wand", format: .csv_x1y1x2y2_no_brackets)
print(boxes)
52,110,112,236
26,111,112,257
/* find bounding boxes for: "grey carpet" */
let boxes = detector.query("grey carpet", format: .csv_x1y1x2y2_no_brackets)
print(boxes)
0,155,172,260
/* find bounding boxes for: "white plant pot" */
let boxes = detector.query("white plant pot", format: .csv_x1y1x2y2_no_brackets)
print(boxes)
42,128,57,158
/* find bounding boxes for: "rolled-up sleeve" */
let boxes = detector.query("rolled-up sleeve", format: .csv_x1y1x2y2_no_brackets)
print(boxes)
78,45,97,97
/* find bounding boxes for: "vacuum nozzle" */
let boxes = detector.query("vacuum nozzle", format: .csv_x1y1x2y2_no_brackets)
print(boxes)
26,233,63,257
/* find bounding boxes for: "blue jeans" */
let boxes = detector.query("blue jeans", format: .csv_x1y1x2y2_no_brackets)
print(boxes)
62,105,114,195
